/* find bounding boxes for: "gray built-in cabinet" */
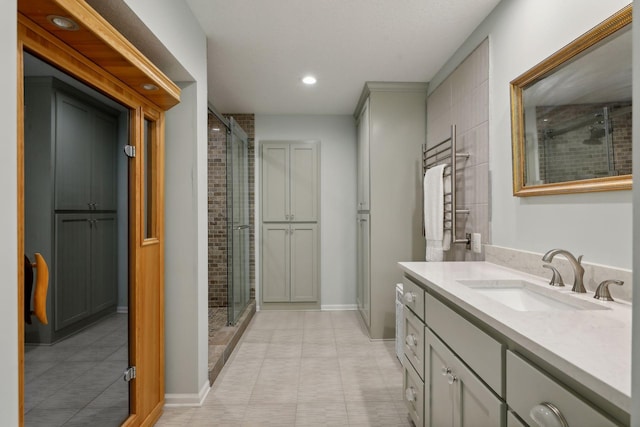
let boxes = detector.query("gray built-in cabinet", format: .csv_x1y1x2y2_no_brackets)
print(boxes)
355,82,427,339
24,77,119,344
261,141,320,307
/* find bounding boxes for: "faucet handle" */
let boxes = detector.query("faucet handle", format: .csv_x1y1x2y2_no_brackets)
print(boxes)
577,255,583,265
543,264,564,287
593,280,624,302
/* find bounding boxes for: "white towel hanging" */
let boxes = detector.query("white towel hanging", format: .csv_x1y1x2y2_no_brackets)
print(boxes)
424,164,451,261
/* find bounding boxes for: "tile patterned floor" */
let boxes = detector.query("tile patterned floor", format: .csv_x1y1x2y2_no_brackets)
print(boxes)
158,310,411,427
24,313,129,427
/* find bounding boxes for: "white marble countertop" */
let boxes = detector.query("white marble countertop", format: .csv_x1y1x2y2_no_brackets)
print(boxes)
398,261,631,414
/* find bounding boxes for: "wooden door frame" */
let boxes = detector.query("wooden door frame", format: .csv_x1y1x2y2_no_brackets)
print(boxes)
17,2,179,425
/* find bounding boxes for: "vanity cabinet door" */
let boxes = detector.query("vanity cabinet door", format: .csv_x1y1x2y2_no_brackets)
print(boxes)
425,328,504,427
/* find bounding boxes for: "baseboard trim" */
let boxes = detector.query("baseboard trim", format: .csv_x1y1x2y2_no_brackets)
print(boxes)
164,380,211,407
320,304,357,311
116,306,128,314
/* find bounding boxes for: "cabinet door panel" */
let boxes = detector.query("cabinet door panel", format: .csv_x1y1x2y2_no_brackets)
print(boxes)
290,224,318,302
262,224,290,302
91,215,117,313
91,111,118,211
290,143,318,221
262,144,289,222
55,214,91,330
357,100,370,211
426,329,504,427
426,329,455,427
357,215,370,327
55,93,92,210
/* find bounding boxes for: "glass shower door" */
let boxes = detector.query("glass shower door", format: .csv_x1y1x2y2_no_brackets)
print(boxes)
227,117,250,325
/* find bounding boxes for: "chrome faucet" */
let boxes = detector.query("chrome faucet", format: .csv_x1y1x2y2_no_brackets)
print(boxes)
541,249,586,293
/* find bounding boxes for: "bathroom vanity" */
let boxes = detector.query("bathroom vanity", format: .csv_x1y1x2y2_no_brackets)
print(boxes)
399,261,630,427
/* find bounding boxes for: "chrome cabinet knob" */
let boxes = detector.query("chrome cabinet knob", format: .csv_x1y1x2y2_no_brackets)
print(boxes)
403,292,416,303
446,372,458,385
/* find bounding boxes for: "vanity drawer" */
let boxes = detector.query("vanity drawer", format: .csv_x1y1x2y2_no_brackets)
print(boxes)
506,351,619,427
403,306,425,380
425,292,503,396
403,276,425,320
403,361,424,427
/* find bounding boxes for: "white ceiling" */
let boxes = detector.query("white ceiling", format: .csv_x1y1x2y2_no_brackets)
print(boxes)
185,0,501,115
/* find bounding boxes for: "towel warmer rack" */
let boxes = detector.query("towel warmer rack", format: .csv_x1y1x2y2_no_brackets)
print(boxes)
422,124,470,245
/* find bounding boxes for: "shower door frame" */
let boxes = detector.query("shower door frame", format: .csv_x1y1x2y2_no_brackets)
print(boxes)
227,117,251,325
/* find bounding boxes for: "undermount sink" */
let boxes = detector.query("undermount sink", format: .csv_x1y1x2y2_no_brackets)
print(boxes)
457,279,609,312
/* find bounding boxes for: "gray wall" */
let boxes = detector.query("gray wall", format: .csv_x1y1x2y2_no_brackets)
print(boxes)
631,2,639,425
430,0,633,269
0,0,18,422
255,115,357,308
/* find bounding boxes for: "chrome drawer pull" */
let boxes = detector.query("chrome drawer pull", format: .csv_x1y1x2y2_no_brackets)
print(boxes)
403,292,416,303
529,402,569,427
405,334,418,348
405,387,417,402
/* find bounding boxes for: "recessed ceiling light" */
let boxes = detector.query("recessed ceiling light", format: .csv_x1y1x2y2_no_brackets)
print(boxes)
141,83,159,91
302,76,317,85
47,15,79,31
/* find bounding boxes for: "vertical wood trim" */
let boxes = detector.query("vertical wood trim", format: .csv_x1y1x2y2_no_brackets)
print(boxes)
17,39,25,427
129,106,142,421
157,112,166,403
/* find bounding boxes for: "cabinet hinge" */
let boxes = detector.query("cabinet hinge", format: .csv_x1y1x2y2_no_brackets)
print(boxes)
124,145,136,158
123,366,136,382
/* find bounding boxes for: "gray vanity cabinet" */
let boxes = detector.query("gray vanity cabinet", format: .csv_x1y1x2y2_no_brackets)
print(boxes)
24,77,119,344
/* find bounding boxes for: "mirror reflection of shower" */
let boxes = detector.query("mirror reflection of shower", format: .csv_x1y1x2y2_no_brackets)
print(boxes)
536,103,632,184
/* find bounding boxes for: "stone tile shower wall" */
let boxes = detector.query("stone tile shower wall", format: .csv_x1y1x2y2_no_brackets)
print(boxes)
426,39,489,262
207,113,256,309
534,103,632,183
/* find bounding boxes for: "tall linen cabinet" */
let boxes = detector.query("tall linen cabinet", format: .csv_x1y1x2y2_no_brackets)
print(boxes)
355,82,427,339
261,141,320,309
24,77,119,344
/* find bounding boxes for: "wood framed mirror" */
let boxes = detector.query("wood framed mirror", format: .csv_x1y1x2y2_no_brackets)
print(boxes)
510,5,632,196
